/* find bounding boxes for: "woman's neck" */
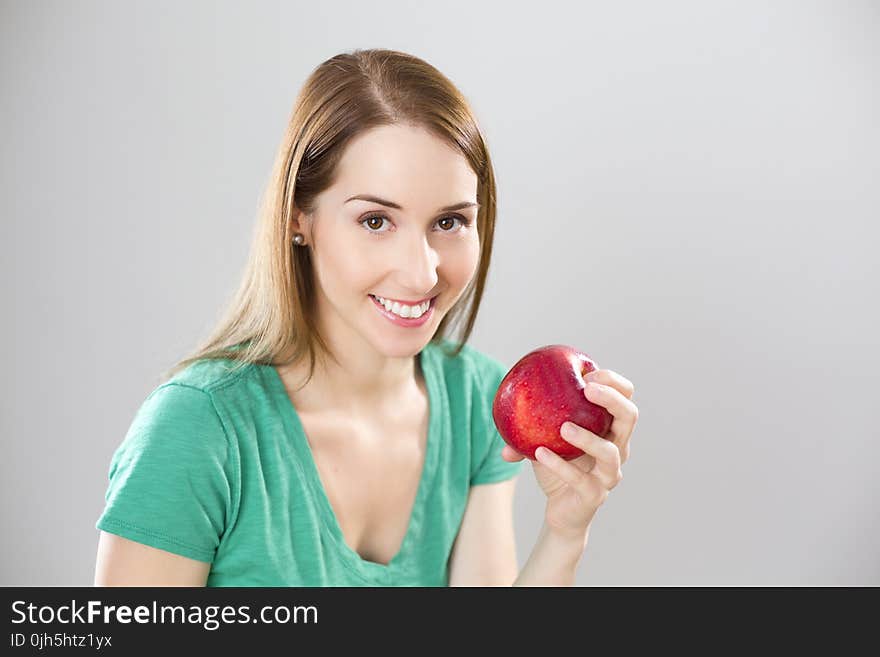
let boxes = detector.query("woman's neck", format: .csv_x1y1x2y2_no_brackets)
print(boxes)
276,345,425,419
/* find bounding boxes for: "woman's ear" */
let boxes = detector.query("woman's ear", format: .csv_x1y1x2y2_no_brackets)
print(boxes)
290,206,312,244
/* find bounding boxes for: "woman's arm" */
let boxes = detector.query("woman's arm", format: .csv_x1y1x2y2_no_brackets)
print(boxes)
513,522,590,586
447,478,519,586
446,477,591,586
94,531,211,586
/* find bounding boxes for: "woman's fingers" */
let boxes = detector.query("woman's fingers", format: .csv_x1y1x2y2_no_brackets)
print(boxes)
584,382,639,433
584,382,638,464
559,422,623,491
534,446,603,501
501,444,525,462
585,368,634,399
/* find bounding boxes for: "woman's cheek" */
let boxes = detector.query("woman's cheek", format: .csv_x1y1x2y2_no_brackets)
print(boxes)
457,234,482,284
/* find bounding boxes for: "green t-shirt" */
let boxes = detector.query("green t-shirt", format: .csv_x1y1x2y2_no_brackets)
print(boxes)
95,338,524,586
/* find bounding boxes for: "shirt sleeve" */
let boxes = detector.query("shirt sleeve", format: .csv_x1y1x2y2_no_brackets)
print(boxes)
470,354,526,486
95,383,236,563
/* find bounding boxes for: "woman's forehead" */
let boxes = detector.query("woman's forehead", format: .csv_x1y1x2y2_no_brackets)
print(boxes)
331,130,477,208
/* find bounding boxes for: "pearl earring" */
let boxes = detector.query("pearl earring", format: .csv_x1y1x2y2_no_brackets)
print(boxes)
293,234,305,246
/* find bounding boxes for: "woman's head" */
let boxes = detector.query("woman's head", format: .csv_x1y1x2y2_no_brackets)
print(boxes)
162,48,500,385
292,122,481,365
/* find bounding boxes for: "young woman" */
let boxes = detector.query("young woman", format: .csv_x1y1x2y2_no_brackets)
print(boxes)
94,48,639,586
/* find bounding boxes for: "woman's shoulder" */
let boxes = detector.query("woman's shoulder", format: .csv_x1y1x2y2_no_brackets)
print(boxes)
160,355,257,395
129,356,262,430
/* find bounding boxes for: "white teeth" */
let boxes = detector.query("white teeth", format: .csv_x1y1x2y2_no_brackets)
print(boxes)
373,295,430,319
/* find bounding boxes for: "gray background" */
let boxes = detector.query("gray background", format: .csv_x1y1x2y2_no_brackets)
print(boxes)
2,0,877,586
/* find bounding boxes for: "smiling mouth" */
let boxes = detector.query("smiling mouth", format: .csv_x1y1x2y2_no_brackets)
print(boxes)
368,294,437,319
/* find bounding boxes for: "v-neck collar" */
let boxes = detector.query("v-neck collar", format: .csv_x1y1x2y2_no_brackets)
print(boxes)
263,343,442,583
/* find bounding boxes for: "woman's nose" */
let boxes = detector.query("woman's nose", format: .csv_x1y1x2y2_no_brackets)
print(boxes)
395,234,440,294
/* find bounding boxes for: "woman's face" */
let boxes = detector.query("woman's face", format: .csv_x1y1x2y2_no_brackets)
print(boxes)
300,123,481,359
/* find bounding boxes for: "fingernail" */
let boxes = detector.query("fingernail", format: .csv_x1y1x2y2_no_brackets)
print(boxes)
561,422,575,438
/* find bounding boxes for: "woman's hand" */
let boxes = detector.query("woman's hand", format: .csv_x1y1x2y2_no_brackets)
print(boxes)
501,368,639,537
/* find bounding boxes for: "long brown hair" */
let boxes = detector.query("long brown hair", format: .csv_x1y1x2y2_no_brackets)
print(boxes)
160,48,500,388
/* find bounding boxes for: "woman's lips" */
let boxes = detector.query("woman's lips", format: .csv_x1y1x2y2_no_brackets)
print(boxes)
369,294,435,327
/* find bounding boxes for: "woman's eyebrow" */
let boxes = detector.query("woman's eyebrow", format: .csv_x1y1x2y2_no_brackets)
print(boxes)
345,194,479,212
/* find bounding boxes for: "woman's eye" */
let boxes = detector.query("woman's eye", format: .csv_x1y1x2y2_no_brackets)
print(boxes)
437,215,468,231
360,215,390,233
359,214,471,235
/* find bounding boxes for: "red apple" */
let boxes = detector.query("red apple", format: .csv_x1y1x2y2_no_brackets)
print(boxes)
492,345,614,460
